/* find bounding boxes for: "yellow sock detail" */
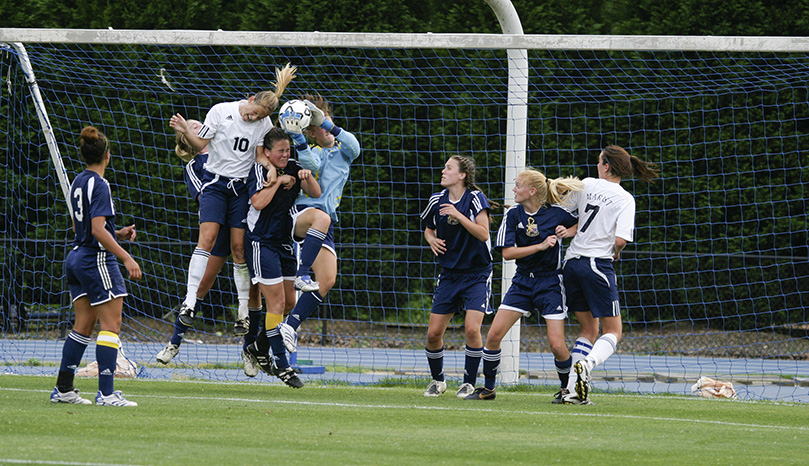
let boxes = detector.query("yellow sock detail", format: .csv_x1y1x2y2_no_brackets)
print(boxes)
97,331,120,349
265,312,284,329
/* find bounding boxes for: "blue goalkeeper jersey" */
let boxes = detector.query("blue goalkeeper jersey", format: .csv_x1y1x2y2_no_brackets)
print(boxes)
294,129,361,222
421,188,492,273
69,170,118,251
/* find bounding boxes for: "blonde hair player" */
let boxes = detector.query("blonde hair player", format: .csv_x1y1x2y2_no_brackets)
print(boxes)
155,120,264,377
168,64,296,333
465,169,582,401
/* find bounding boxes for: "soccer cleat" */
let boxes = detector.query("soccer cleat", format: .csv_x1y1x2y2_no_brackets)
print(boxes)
271,361,304,388
278,322,298,353
574,359,592,402
50,387,92,405
423,379,447,397
177,303,196,327
233,317,249,336
245,343,274,376
455,382,475,398
561,393,594,405
552,388,570,404
241,349,259,377
294,275,320,293
156,343,180,364
464,386,496,400
95,390,138,407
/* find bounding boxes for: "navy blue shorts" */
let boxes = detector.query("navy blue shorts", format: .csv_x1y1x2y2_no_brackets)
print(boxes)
431,269,493,315
65,247,128,306
563,257,621,318
245,240,296,286
198,174,249,229
499,272,567,320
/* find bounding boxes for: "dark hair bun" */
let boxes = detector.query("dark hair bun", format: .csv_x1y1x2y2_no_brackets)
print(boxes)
80,126,100,146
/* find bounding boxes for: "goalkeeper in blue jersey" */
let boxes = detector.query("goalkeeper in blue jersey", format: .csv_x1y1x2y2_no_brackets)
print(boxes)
243,127,320,388
155,120,264,375
276,93,361,352
51,126,141,407
420,155,494,399
466,169,581,402
560,145,659,405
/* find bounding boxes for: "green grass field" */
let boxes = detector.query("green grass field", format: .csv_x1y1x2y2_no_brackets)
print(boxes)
1,375,807,465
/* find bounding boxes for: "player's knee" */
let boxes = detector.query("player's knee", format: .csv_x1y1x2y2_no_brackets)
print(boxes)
463,325,481,342
313,210,331,230
230,248,245,262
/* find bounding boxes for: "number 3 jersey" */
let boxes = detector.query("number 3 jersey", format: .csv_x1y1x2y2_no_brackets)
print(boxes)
563,177,636,261
69,170,118,251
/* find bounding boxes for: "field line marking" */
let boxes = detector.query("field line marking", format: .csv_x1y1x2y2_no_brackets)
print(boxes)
4,386,805,432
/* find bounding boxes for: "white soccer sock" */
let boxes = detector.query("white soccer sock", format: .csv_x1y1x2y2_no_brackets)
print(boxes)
233,262,250,320
585,333,619,369
566,337,593,393
183,248,210,308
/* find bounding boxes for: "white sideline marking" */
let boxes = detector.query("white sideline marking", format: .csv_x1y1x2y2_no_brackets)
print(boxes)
4,386,806,432
0,460,142,466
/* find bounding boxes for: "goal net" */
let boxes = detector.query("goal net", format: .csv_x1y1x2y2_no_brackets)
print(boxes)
1,31,807,401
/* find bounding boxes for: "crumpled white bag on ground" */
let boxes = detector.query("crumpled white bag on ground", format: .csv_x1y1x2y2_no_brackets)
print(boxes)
691,376,738,399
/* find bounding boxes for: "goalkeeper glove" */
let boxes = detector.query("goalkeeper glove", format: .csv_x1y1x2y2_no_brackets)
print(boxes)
288,131,308,151
303,99,338,134
303,100,325,127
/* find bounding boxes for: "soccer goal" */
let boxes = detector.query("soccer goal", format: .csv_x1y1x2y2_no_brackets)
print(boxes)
1,29,808,401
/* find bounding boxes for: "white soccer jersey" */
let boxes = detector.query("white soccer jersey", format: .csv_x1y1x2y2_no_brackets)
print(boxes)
564,177,635,260
197,100,272,179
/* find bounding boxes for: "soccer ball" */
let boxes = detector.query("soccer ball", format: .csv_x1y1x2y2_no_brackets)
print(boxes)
279,100,312,133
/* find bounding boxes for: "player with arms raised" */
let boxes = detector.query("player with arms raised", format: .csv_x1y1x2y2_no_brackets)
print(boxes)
168,64,296,333
274,93,361,353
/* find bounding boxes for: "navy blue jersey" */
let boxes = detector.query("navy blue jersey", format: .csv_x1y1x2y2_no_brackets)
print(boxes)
183,152,209,201
245,160,302,244
495,204,577,274
69,170,118,251
421,188,492,272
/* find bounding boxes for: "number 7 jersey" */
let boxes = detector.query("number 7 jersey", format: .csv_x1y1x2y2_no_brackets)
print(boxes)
564,177,636,261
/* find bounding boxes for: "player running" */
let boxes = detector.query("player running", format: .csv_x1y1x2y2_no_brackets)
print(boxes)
465,168,581,401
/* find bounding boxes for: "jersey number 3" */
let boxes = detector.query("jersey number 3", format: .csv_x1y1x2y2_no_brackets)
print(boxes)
72,188,84,222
